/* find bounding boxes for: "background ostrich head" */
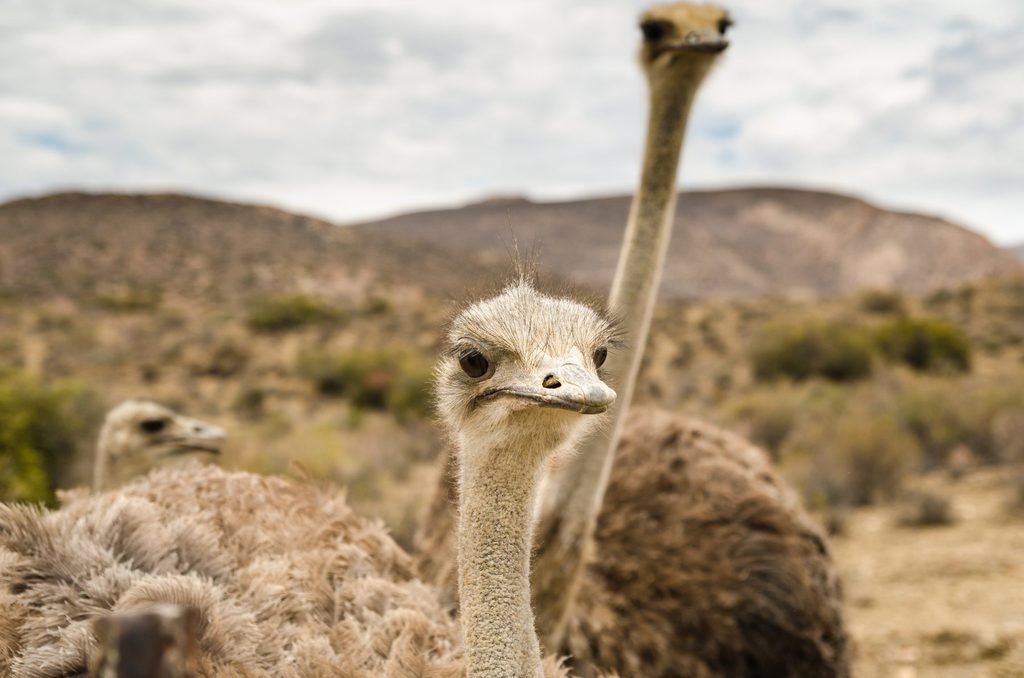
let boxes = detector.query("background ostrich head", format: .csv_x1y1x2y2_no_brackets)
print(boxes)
94,400,225,490
435,281,618,453
639,3,732,87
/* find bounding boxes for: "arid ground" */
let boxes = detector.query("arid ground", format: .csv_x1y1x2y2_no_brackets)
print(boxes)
833,466,1024,677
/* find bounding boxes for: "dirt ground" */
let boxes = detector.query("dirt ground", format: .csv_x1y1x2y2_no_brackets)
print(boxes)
831,466,1024,677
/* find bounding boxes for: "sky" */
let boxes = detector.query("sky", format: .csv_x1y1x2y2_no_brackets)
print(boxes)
1,0,1021,245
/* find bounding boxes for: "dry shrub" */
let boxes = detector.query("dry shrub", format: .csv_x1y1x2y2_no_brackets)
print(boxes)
781,397,921,507
993,409,1024,464
898,491,956,527
724,367,1024,508
232,385,266,419
891,370,1024,465
1009,473,1024,516
823,508,848,537
91,287,162,312
722,382,843,459
192,340,249,378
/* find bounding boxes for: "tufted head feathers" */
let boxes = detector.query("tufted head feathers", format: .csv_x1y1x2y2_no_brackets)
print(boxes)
435,281,618,455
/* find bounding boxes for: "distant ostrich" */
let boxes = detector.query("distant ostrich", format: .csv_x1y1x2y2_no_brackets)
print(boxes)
531,1,737,637
0,281,617,678
416,4,849,677
92,400,225,490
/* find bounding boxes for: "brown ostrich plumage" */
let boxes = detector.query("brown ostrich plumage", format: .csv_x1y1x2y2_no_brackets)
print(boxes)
415,407,849,677
560,408,848,677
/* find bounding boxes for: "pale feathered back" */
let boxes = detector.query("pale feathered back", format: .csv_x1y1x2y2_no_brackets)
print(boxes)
2,464,465,677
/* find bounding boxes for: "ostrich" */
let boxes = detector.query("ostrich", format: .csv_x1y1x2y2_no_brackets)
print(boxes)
0,281,617,678
532,1,736,639
415,3,850,676
92,400,225,491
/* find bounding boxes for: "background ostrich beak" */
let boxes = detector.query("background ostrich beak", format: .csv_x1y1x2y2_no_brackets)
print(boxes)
170,418,226,455
481,364,616,414
674,31,729,53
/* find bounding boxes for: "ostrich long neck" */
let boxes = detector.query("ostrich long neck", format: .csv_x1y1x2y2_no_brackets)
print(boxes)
458,431,547,677
532,67,703,647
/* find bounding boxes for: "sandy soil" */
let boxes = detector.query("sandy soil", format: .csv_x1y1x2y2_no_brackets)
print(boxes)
831,466,1024,677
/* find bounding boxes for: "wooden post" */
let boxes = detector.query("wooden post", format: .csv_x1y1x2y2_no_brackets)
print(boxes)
89,604,199,678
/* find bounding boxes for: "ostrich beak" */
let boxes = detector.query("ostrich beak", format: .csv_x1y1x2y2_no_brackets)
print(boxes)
165,418,226,455
480,364,617,415
670,29,729,54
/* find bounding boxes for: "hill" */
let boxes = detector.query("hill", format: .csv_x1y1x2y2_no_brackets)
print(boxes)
0,189,1017,305
353,187,1021,299
0,192,491,303
1011,243,1024,260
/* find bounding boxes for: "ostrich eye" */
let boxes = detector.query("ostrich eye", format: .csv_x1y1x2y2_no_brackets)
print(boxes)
717,17,733,35
593,346,608,368
459,350,490,379
640,19,669,42
140,418,167,433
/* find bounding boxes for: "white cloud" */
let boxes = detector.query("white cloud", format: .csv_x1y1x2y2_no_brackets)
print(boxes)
0,0,1021,245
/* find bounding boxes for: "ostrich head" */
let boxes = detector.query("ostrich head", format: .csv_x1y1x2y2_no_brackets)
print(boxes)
94,400,225,490
638,3,732,88
435,281,618,455
438,281,618,676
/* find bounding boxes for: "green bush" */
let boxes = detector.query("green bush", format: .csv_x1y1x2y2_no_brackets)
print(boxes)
875,317,971,373
859,289,906,315
0,373,99,504
92,287,162,312
232,385,266,419
246,295,344,332
751,319,873,383
297,349,432,419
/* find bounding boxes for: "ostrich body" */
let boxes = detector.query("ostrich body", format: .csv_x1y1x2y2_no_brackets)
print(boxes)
93,400,225,491
561,409,847,677
416,4,850,676
0,282,617,678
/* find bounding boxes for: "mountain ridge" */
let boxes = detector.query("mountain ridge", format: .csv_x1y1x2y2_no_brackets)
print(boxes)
351,186,1021,299
1,187,1018,303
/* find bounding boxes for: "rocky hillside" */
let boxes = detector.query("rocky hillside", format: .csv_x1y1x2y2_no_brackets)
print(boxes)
0,189,1018,304
1011,244,1024,261
0,192,491,304
354,187,1021,299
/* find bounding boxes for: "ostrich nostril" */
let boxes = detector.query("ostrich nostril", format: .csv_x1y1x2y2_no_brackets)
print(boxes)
542,375,561,389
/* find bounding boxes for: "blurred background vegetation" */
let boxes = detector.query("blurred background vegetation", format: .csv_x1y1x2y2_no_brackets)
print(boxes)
2,275,1022,535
